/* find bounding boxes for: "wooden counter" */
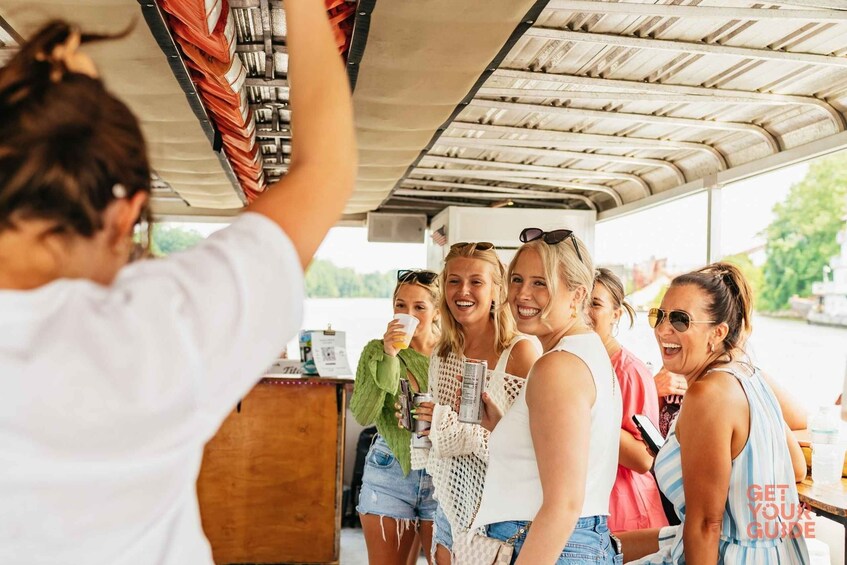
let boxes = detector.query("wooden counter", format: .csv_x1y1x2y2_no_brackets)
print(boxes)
197,376,353,565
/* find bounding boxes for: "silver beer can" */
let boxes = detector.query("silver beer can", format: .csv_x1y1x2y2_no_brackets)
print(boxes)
458,359,487,424
411,392,433,448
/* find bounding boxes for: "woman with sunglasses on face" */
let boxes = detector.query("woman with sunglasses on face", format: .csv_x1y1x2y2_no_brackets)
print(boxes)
0,7,354,564
411,241,539,564
620,263,808,565
589,268,668,533
471,228,623,564
351,270,441,564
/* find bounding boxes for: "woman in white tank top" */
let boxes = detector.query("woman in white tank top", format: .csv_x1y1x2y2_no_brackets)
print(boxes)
471,229,623,564
410,241,539,564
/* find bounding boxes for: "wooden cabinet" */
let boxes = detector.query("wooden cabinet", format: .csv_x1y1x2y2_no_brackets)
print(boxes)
197,377,351,564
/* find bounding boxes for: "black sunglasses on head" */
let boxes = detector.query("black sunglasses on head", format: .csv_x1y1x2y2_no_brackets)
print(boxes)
397,269,439,285
647,308,715,332
519,227,583,263
450,241,495,252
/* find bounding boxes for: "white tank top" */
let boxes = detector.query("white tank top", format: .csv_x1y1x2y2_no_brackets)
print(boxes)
471,332,622,528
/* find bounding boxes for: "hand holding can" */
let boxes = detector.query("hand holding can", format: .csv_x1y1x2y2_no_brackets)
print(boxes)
458,359,487,424
411,393,433,448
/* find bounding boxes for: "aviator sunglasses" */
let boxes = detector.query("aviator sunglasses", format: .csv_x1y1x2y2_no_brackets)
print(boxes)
648,308,715,332
397,269,439,285
519,227,583,263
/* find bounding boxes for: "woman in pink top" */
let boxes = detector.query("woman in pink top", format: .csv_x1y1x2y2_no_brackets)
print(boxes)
590,269,668,531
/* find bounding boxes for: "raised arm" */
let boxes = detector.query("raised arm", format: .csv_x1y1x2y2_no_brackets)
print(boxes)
350,339,402,426
247,1,357,268
514,352,594,565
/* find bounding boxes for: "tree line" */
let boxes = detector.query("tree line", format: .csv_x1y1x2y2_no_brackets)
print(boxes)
148,153,847,309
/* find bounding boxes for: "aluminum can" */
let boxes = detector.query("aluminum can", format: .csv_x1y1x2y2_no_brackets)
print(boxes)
458,359,487,424
397,379,413,431
411,392,433,448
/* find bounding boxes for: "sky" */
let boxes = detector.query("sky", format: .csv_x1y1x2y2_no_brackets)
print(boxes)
169,157,815,274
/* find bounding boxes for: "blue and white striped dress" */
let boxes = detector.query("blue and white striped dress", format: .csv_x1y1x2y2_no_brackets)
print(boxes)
630,365,809,564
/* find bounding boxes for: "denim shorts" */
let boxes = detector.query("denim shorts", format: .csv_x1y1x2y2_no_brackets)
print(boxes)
356,436,437,522
433,504,453,550
487,515,622,565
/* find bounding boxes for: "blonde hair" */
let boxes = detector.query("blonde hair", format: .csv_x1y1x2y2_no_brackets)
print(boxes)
508,235,594,327
436,243,518,359
393,273,442,331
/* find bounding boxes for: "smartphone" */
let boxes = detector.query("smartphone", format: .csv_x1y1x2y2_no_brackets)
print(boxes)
632,414,665,455
398,380,413,431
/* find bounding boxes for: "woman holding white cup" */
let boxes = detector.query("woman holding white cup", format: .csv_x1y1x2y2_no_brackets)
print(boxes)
351,269,441,564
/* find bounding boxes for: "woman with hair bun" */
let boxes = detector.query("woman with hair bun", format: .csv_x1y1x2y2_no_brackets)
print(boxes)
621,262,809,564
0,4,355,563
590,268,667,532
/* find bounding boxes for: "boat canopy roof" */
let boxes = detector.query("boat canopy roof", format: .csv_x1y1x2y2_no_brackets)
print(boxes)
2,1,847,223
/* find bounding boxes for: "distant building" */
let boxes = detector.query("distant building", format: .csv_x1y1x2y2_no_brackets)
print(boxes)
809,200,847,328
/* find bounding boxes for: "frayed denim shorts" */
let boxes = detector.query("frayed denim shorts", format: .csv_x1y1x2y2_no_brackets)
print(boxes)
487,515,622,565
433,504,453,550
356,436,437,523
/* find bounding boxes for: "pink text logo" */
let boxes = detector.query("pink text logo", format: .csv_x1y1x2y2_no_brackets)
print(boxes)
747,484,814,540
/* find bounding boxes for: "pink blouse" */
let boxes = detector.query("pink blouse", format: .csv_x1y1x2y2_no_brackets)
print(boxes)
608,348,669,531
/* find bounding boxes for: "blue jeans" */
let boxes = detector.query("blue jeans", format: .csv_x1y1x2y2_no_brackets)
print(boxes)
356,436,437,522
487,515,622,564
433,504,453,550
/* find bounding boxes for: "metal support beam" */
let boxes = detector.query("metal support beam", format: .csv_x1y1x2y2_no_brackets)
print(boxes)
547,1,847,22
469,99,782,152
706,177,723,264
258,0,274,80
396,189,583,201
418,155,643,199
433,136,680,189
448,122,728,169
400,178,598,209
598,128,847,222
493,70,845,131
411,168,623,204
524,27,847,69
769,1,847,9
245,77,290,87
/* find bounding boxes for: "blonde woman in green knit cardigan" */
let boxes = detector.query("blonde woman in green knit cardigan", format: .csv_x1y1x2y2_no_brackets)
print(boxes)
351,270,441,565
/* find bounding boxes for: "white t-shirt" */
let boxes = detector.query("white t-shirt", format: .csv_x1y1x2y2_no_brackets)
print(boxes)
0,213,304,565
472,332,622,529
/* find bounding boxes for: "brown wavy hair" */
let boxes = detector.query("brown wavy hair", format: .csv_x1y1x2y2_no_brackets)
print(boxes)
0,20,151,243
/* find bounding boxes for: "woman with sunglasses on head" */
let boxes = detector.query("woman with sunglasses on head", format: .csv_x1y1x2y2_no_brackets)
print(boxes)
619,263,808,565
351,270,441,565
589,268,668,533
411,241,539,564
0,6,355,564
470,228,623,564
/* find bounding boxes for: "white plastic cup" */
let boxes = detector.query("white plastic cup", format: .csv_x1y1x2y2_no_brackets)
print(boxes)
392,314,420,350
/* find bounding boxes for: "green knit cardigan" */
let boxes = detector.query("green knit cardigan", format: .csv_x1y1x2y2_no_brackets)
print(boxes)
350,339,429,476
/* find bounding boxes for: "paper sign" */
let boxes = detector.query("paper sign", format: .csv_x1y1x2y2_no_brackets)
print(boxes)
310,331,352,377
299,329,352,377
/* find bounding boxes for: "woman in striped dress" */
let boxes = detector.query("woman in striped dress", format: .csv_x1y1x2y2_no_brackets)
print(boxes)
621,263,809,564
